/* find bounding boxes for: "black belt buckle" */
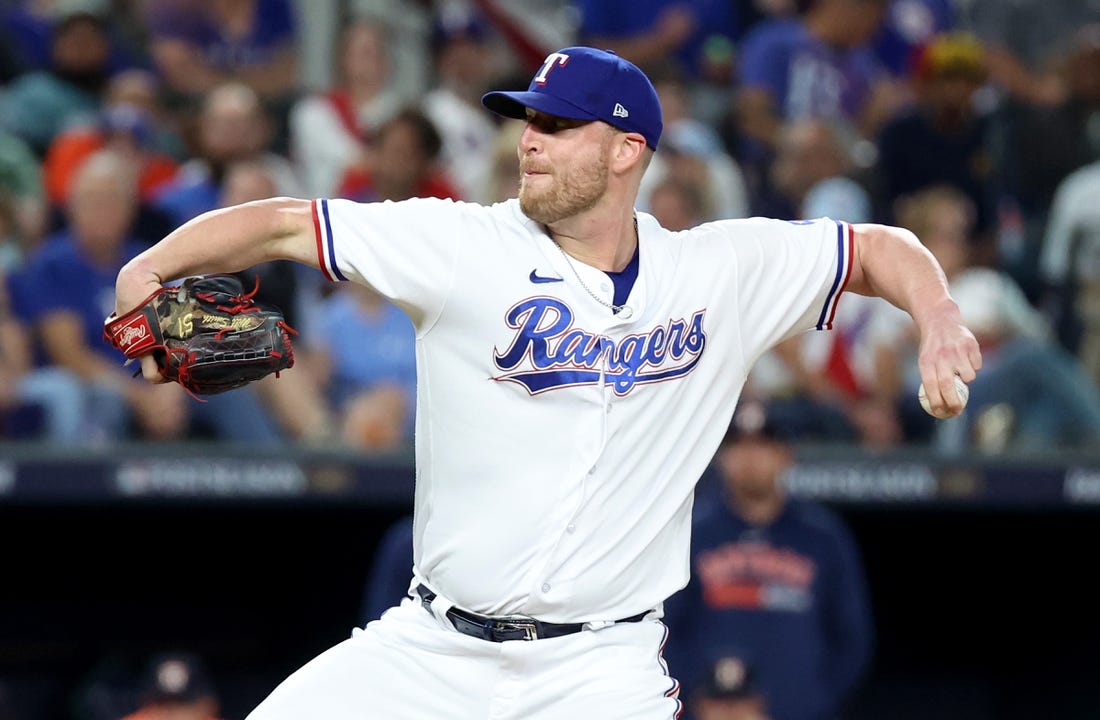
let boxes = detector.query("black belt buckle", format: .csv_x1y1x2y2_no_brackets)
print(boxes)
416,584,616,642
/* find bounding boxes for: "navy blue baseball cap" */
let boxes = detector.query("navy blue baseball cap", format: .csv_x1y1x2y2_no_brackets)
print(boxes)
482,47,663,150
697,655,759,700
722,400,794,445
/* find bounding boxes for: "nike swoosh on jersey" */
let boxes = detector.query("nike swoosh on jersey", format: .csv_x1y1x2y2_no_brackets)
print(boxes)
529,270,563,284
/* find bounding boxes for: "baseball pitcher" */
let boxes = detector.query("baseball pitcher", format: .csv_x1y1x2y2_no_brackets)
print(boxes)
111,47,981,719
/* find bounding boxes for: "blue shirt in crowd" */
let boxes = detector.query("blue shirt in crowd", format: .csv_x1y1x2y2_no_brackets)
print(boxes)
310,288,418,437
664,495,874,720
14,233,147,364
738,18,884,123
144,0,297,73
575,0,740,80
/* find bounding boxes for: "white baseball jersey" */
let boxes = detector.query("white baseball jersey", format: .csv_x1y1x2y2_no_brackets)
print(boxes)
311,198,852,623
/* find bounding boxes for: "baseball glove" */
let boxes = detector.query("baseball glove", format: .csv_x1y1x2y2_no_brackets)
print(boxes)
104,274,296,396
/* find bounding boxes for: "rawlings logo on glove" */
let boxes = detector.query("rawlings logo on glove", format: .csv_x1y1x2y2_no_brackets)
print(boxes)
114,319,153,353
104,274,297,396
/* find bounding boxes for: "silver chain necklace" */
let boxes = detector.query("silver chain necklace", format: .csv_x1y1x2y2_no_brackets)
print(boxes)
550,217,637,320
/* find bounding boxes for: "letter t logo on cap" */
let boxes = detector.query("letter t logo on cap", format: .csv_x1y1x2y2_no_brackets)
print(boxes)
534,52,570,85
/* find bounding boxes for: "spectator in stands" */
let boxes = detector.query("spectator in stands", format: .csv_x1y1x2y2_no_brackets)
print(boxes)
639,66,749,221
961,0,1100,108
337,107,461,203
647,177,707,232
153,81,302,226
12,149,187,443
360,514,415,625
217,159,336,445
101,68,189,161
734,0,906,157
639,119,749,222
302,120,421,453
647,61,721,142
0,3,115,156
14,149,285,446
873,31,995,258
996,24,1100,300
119,651,222,720
142,0,299,108
573,1,740,99
896,185,1100,452
1041,151,1100,382
44,105,178,211
40,72,184,249
0,267,83,441
0,163,78,442
288,18,405,198
765,118,871,222
422,8,502,204
663,399,874,720
43,71,184,210
689,654,769,720
0,130,48,259
735,0,900,215
0,0,143,78
346,0,434,104
305,278,418,450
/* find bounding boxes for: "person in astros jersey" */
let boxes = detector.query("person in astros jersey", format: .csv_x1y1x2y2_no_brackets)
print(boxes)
112,47,981,720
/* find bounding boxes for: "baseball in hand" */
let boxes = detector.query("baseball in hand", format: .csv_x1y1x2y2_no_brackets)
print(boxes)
918,375,969,417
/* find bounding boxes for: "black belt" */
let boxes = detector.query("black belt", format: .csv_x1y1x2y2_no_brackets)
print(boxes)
416,585,648,642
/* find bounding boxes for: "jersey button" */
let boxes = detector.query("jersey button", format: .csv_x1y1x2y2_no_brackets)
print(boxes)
566,523,576,534
541,583,551,593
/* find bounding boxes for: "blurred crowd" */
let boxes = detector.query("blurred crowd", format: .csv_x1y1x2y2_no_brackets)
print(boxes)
3,0,1100,454
3,4,1099,719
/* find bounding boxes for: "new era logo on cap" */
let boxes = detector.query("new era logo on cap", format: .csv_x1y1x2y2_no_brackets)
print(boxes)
481,47,663,149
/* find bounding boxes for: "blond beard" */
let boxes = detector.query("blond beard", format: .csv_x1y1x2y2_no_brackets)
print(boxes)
519,150,610,225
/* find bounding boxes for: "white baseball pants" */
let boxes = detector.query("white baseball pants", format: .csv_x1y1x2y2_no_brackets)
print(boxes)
245,596,683,719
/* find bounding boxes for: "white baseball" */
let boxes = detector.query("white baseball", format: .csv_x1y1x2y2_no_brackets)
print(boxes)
918,375,969,417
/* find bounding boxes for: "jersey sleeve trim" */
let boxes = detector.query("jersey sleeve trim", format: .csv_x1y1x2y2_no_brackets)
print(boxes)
815,220,853,330
312,198,348,282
